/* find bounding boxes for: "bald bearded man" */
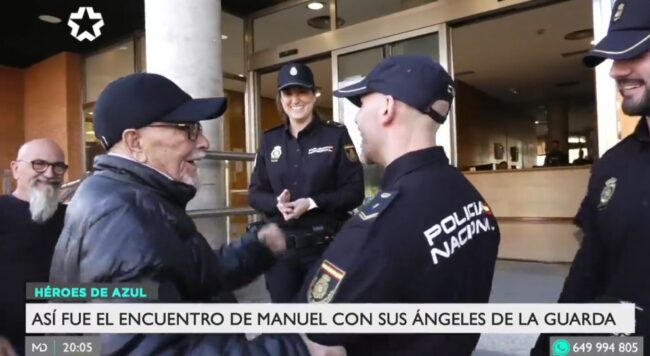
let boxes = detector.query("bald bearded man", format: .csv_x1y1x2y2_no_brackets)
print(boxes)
0,138,68,355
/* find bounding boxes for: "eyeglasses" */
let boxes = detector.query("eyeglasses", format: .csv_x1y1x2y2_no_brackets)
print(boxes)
148,122,203,141
17,159,68,175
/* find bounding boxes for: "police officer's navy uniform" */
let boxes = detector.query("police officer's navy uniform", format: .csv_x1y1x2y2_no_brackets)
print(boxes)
532,1,650,354
249,63,364,303
299,56,501,355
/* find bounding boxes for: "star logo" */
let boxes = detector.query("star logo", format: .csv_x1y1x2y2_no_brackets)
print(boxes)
68,7,104,42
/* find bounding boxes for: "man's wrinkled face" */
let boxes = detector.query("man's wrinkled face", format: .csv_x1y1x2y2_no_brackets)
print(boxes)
355,93,386,164
138,122,209,187
610,50,650,116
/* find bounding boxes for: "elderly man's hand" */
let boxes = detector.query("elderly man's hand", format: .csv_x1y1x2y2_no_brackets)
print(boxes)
257,223,286,254
301,335,346,356
0,336,16,356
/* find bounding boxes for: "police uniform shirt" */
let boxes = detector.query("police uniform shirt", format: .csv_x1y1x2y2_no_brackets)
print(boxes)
560,117,650,327
298,146,501,356
249,118,364,225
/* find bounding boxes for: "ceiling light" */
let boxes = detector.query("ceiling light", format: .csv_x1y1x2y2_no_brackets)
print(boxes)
307,1,325,10
238,74,245,78
119,46,129,51
564,29,593,41
221,34,228,40
534,121,540,125
38,15,62,24
509,88,518,95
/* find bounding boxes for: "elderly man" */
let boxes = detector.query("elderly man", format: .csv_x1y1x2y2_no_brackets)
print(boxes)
50,73,331,355
297,55,500,355
532,0,650,354
0,138,67,356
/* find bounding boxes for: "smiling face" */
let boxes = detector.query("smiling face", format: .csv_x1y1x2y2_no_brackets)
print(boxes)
280,86,317,124
610,50,650,116
138,122,209,186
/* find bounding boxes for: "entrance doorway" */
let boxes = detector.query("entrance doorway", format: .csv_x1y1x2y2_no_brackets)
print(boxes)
451,0,596,171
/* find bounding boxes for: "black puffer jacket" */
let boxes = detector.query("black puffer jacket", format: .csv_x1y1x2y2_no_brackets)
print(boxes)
50,155,308,355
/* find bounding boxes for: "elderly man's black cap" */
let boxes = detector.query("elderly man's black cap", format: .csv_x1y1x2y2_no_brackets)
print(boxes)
93,73,227,149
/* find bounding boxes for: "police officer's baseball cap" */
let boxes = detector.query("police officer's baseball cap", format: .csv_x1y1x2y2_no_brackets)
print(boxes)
278,63,315,90
583,0,650,67
93,73,227,149
333,55,455,123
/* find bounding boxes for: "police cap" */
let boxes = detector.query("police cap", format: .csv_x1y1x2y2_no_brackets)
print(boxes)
333,55,455,123
278,63,315,91
583,0,650,67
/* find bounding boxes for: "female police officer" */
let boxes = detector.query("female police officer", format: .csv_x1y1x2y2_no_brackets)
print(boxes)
248,62,364,303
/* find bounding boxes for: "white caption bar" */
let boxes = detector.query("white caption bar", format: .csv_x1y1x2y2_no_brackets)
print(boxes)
26,303,636,334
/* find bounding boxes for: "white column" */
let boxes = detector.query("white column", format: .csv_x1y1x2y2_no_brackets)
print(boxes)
145,0,227,247
593,0,619,157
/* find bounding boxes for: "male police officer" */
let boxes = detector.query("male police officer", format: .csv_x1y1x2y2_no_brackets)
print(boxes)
297,55,501,355
532,0,650,354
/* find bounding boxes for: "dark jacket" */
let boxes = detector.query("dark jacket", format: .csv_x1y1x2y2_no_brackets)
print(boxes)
249,119,364,228
532,118,650,355
50,155,308,355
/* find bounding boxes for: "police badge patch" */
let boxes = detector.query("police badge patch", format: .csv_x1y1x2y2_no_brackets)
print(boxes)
308,260,345,303
598,177,617,209
270,145,282,162
613,2,625,22
344,144,358,162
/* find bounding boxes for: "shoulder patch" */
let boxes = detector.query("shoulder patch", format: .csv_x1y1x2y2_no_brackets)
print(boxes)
356,190,399,221
308,260,346,303
344,144,359,162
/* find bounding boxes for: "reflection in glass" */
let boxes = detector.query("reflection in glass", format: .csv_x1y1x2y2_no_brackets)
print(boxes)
84,41,135,103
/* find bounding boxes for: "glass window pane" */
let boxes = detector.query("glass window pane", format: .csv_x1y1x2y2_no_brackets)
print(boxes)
223,12,245,77
338,0,438,28
337,47,384,198
254,1,331,52
84,41,135,103
391,33,438,59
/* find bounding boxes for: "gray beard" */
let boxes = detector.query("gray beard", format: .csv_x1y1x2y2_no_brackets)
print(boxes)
29,183,60,223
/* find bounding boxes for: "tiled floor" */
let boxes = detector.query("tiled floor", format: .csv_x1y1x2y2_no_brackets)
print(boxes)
234,259,572,356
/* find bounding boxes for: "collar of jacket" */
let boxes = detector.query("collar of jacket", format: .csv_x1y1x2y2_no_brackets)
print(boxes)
284,114,323,138
380,146,449,189
93,154,197,208
633,116,650,143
